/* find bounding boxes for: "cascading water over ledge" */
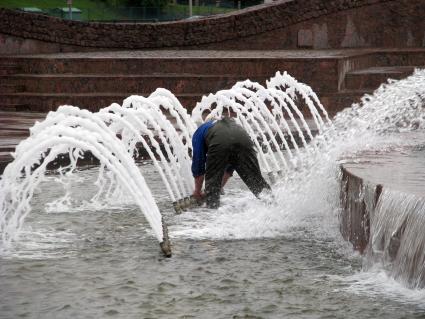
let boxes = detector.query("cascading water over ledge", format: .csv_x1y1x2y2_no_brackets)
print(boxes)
337,69,425,288
341,146,425,288
0,71,330,257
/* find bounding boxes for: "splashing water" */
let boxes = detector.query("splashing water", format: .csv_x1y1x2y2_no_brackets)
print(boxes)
0,72,330,252
0,67,424,292
175,68,425,289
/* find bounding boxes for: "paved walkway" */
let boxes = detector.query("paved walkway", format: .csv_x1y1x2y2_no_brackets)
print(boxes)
5,48,403,59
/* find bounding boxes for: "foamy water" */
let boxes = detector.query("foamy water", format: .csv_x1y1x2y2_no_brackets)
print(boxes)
341,267,425,309
1,70,425,317
2,161,425,317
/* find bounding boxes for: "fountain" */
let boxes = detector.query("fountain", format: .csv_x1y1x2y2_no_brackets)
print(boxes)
0,71,330,258
1,68,425,316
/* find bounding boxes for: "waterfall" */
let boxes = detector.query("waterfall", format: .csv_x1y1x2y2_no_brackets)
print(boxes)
335,69,425,288
366,190,425,288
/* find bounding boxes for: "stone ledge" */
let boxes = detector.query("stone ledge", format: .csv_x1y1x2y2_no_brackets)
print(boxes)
340,146,425,286
340,165,379,253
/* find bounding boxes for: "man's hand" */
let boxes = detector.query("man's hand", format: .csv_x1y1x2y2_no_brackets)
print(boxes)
192,190,205,201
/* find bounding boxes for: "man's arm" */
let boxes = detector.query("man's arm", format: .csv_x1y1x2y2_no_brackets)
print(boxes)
193,175,205,200
191,122,214,199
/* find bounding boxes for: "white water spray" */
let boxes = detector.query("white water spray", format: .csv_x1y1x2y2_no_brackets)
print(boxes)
173,69,425,292
0,72,326,253
1,65,424,292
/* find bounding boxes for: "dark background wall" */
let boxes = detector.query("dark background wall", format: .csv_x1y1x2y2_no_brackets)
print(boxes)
1,0,424,55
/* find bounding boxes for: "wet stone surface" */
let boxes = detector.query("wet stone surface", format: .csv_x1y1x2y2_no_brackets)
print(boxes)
342,143,425,197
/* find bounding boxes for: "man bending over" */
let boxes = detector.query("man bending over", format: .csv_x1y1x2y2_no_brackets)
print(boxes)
192,117,271,208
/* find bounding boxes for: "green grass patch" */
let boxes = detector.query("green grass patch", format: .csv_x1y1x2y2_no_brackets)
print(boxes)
166,3,234,16
1,0,235,21
1,0,120,20
1,0,105,10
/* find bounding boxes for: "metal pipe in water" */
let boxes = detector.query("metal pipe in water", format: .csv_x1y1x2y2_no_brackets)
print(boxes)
159,218,172,257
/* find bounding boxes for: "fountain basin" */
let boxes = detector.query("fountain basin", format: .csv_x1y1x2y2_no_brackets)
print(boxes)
340,142,425,287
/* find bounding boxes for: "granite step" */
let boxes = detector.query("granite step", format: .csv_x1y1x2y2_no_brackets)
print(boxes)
0,74,267,94
345,66,417,90
375,51,425,67
319,89,373,115
0,63,21,75
0,103,30,112
8,57,302,77
0,82,26,93
0,49,424,116
0,92,204,112
1,53,342,92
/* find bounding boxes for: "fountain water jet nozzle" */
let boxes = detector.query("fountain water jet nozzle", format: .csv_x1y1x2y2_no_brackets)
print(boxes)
160,218,172,257
172,195,205,213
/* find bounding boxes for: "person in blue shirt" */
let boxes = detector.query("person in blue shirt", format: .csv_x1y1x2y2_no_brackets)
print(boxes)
192,117,271,208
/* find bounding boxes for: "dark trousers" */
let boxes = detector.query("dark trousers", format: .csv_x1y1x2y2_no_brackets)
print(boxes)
204,119,271,208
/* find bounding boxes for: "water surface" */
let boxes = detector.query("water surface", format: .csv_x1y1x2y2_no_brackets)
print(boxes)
1,164,425,319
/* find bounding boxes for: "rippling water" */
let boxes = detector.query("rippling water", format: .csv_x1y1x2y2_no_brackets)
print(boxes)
1,163,425,319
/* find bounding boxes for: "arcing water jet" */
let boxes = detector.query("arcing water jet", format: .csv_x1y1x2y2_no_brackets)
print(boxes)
0,71,333,256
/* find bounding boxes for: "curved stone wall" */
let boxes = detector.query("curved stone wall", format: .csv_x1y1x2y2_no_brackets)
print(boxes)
0,0,424,54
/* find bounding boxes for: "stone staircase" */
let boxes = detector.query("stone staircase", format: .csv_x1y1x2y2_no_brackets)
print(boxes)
0,111,46,172
320,49,425,113
0,49,424,115
344,66,416,90
0,62,28,111
321,66,418,112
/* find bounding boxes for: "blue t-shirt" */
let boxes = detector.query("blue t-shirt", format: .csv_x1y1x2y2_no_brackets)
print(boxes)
191,121,215,177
